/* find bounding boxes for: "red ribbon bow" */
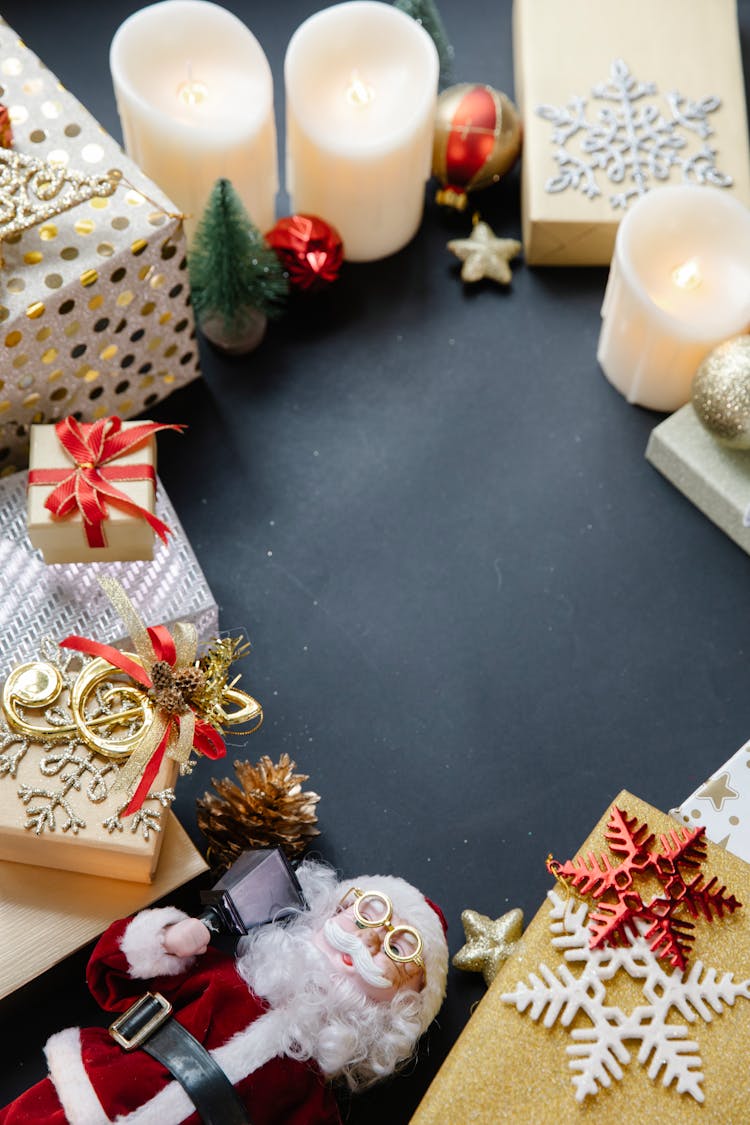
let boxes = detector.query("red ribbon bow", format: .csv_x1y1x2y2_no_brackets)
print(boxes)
60,623,226,816
28,415,184,550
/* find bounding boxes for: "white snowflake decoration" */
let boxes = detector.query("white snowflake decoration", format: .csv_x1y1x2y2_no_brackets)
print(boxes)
536,58,732,209
501,890,750,1103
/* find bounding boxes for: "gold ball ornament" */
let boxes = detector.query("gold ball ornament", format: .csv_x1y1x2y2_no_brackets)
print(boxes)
433,83,522,211
692,336,750,449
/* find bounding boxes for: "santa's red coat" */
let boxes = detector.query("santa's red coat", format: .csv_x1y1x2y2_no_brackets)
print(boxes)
0,907,342,1125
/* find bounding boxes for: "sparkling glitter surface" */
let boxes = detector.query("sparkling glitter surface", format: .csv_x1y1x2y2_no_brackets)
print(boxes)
412,792,750,1125
0,469,218,674
692,336,750,448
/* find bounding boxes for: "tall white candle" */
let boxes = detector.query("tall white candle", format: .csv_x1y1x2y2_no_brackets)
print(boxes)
598,186,750,412
285,1,439,262
110,0,276,242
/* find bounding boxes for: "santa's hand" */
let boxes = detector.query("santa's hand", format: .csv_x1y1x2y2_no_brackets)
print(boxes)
162,918,211,957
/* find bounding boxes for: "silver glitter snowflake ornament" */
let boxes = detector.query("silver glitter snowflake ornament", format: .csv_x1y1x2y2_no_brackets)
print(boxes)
536,59,732,209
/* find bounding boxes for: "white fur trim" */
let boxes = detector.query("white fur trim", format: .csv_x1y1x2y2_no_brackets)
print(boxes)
45,1027,111,1125
114,1009,288,1125
120,907,194,980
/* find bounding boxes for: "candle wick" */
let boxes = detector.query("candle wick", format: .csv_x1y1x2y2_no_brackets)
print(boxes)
177,61,208,108
672,257,702,291
346,70,375,108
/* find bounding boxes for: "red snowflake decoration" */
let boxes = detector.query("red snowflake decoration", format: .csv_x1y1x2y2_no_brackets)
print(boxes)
547,806,742,971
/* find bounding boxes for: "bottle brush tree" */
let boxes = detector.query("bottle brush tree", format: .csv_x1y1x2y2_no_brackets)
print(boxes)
189,179,288,351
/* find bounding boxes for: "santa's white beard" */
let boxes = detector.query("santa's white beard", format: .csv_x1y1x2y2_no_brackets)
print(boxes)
234,870,424,1091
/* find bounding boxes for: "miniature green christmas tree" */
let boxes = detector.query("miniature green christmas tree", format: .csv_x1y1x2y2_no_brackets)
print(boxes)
394,0,453,87
189,178,288,353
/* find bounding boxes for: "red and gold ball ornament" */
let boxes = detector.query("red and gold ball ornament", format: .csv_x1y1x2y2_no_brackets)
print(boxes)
433,84,521,211
266,214,343,293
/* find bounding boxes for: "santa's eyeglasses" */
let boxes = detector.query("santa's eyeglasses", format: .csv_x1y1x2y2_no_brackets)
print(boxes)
336,887,425,971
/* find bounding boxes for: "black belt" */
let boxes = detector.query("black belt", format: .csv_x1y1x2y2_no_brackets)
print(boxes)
109,992,250,1125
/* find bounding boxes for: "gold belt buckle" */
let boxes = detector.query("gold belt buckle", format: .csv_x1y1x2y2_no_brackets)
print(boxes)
109,991,172,1050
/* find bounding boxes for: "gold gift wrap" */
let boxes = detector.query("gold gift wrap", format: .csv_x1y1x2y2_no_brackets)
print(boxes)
0,18,200,474
0,640,178,882
513,0,750,265
413,792,750,1123
27,420,159,564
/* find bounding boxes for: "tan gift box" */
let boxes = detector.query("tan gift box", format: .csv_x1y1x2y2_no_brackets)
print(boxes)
413,791,750,1122
0,745,177,883
27,419,161,564
0,639,180,882
513,0,750,265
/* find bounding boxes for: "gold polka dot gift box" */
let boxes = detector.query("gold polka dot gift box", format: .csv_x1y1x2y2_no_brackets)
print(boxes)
413,793,750,1124
0,18,200,475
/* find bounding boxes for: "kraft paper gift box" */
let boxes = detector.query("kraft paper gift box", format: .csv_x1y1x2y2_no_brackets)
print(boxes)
672,738,750,865
646,404,750,557
27,419,160,563
513,0,750,265
0,734,178,883
0,17,200,475
413,792,750,1123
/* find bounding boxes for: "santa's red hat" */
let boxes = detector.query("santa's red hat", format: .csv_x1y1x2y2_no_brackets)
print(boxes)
346,874,448,1034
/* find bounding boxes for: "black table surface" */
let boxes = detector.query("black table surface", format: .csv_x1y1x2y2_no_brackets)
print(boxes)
1,1,750,1121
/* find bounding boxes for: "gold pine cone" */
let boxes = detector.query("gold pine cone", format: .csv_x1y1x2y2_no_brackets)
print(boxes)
196,754,320,870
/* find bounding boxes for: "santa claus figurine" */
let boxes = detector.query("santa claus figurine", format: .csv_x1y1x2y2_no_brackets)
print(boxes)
0,860,448,1124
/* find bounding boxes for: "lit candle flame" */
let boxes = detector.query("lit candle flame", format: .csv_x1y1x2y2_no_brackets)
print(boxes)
177,61,208,107
672,258,702,291
345,70,375,107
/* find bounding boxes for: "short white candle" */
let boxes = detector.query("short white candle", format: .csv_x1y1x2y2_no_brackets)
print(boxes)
285,1,439,262
110,0,276,242
597,185,750,412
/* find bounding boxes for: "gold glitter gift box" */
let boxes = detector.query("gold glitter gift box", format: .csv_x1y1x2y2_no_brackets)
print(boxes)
413,792,750,1123
513,0,750,265
0,18,200,474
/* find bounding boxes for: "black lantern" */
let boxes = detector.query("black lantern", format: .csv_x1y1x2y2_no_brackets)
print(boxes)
199,848,306,936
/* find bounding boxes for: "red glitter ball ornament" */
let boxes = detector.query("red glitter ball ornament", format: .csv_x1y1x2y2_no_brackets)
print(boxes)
266,214,343,292
0,105,13,150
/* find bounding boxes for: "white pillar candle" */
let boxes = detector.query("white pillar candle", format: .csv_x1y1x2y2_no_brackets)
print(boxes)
110,0,276,242
598,185,750,412
285,1,439,262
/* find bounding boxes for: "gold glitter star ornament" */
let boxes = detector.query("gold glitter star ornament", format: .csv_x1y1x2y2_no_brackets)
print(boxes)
452,906,524,985
447,218,522,285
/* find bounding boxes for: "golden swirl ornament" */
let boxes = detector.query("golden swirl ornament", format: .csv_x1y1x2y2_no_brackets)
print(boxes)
1,577,262,814
2,655,153,759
